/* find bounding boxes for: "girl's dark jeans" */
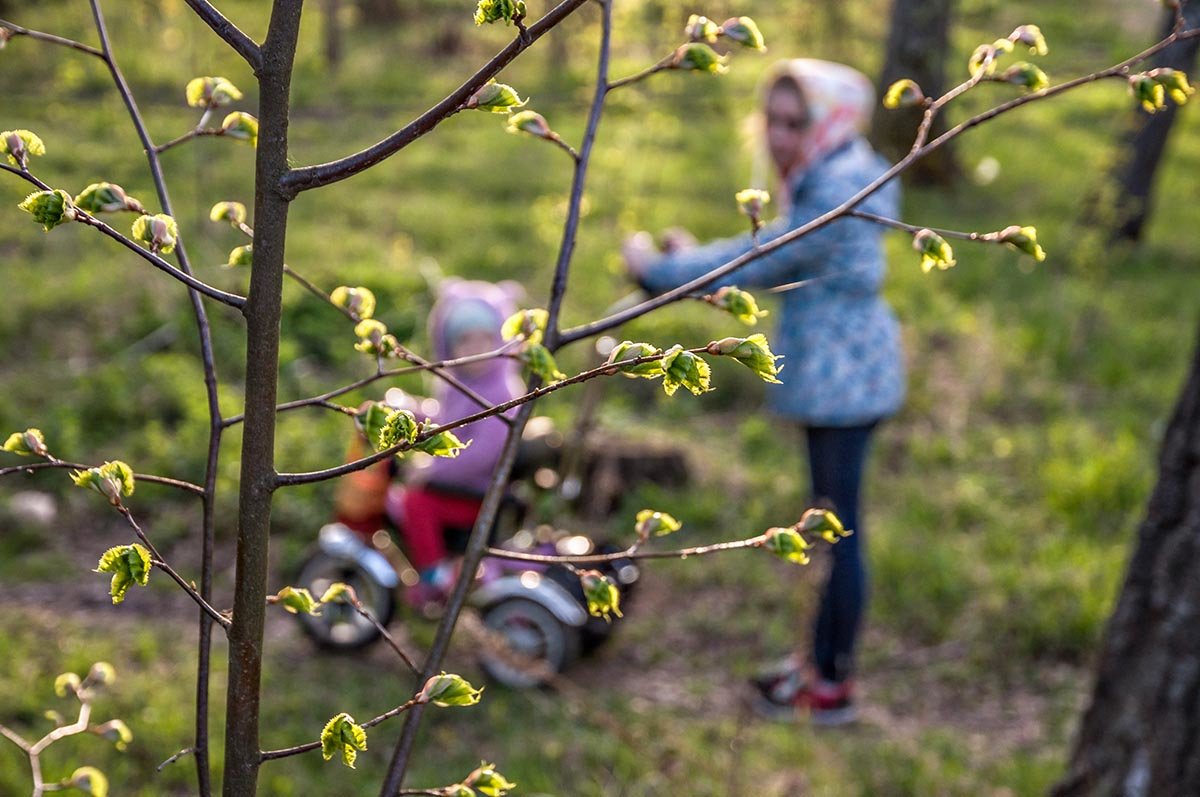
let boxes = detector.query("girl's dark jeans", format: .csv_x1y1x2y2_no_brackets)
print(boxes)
806,422,877,683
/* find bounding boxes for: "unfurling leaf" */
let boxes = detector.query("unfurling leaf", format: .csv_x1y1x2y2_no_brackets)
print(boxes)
379,408,419,451
605,340,664,378
506,110,554,139
209,200,247,226
19,189,76,231
520,342,566,382
91,719,133,751
734,188,770,230
446,787,476,797
131,213,178,254
1140,68,1196,110
354,319,399,356
356,401,392,451
883,78,925,109
670,42,729,74
220,112,259,146
719,16,766,51
418,672,484,707
72,460,136,505
83,662,116,688
706,334,783,384
1130,74,1166,113
996,225,1046,261
685,14,721,43
94,544,152,604
225,244,253,268
474,0,525,26
660,345,712,396
54,672,82,698
185,76,243,108
320,582,356,604
3,427,48,457
635,509,682,541
580,570,622,621
1,129,46,168
501,308,548,343
320,713,367,768
331,285,377,319
465,80,527,113
1009,24,1048,56
967,40,1011,78
74,182,144,214
465,761,518,796
66,766,109,797
270,586,321,615
800,507,852,544
413,422,470,459
1001,61,1049,92
913,228,956,273
709,286,768,325
764,527,812,565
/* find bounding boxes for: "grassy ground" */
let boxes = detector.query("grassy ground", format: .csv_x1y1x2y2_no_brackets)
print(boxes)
2,0,1198,793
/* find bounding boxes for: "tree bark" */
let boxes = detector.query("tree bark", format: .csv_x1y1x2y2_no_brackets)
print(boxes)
1054,323,1200,797
868,0,958,185
1106,3,1200,242
222,2,302,795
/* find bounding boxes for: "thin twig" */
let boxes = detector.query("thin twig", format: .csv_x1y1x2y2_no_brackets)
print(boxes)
486,534,768,565
0,18,103,56
259,698,419,761
0,459,205,496
157,746,197,772
848,210,991,242
154,128,223,154
607,55,672,91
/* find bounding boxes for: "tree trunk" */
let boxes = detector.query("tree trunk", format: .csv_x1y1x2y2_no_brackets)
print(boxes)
1106,3,1200,242
868,0,958,185
355,0,404,26
323,0,342,71
1053,322,1200,797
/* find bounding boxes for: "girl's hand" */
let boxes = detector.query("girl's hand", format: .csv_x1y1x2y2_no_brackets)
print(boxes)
660,226,697,254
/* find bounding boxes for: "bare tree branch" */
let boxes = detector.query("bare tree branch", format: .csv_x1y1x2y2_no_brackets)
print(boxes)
0,18,103,56
0,459,205,496
181,0,262,72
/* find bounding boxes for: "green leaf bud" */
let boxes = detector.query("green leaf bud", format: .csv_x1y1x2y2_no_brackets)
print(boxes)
705,334,783,383
883,78,925,109
506,109,554,139
54,672,82,697
94,544,152,604
764,527,812,565
474,0,525,26
356,401,392,450
209,200,247,226
1001,61,1049,92
446,786,476,797
3,427,48,457
465,80,528,113
73,460,136,505
709,286,768,325
66,766,109,797
635,509,682,541
330,285,377,319
413,422,471,458
92,719,133,751
719,16,766,51
1,129,46,168
520,341,566,382
225,244,253,268
418,672,484,707
501,308,548,343
968,43,1002,78
185,76,243,108
1009,24,1048,56
800,507,851,544
912,229,956,273
996,225,1046,261
320,712,367,768
354,319,397,356
660,345,712,396
1148,67,1195,106
379,408,419,451
74,182,145,214
19,189,76,231
320,582,356,604
131,213,179,254
734,188,770,230
605,340,665,378
1130,74,1166,113
465,762,518,796
580,570,622,621
685,14,721,43
83,661,116,688
670,42,729,74
270,586,321,615
220,111,259,146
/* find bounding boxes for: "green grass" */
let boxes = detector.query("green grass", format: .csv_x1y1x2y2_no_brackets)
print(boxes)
2,0,1198,793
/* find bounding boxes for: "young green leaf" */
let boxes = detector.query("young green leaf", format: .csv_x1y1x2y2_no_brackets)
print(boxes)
719,16,766,51
709,286,768,325
606,340,665,379
209,200,247,226
685,14,721,43
94,544,152,604
465,80,527,113
225,244,253,268
660,345,712,396
330,285,377,320
319,582,355,604
66,767,109,797
506,110,554,140
379,408,419,451
131,213,178,254
1001,62,1049,92
800,507,852,543
320,713,367,768
220,112,259,146
270,586,321,615
501,308,548,343
635,509,682,541
734,189,770,230
54,672,82,697
91,719,133,751
354,319,398,356
413,422,470,459
883,78,925,108
764,527,812,565
465,762,518,797
72,460,136,505
474,0,525,26
1009,24,1048,56
3,427,48,457
996,225,1046,261
670,43,729,74
706,334,783,383
418,672,484,707
83,661,116,688
2,129,46,168
185,76,243,108
74,182,144,214
356,401,392,451
520,342,566,382
913,228,956,272
580,570,622,621
19,189,77,231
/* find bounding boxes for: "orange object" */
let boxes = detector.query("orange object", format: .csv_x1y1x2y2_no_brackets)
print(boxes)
333,433,390,534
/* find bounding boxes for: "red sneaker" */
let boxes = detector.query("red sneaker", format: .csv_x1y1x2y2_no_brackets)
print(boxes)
751,661,858,726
